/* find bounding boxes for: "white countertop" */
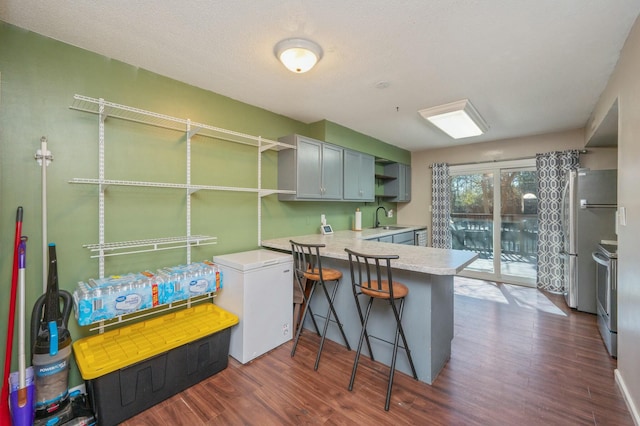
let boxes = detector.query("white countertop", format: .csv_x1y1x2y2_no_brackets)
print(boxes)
261,227,477,276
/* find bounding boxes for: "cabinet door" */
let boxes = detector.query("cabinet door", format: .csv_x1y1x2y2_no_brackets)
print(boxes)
322,143,343,199
344,150,374,201
392,231,415,245
296,137,323,198
400,164,411,202
378,235,393,243
383,163,411,202
343,149,360,199
360,153,375,200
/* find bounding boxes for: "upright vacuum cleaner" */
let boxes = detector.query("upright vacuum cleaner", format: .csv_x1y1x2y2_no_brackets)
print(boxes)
31,243,74,425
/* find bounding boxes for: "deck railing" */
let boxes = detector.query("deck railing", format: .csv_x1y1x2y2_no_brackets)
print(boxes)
450,213,538,258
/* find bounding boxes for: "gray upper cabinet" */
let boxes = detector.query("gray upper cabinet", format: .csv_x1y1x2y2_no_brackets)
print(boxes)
343,149,375,201
400,164,411,202
383,163,411,202
321,143,344,199
278,134,343,200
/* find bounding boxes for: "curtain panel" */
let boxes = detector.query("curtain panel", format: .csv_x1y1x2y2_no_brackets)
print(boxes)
431,163,452,249
535,150,580,292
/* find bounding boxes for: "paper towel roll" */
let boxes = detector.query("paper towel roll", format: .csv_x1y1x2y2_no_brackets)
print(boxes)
354,209,362,231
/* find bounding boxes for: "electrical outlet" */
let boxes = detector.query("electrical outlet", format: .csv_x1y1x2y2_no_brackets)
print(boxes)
283,323,289,336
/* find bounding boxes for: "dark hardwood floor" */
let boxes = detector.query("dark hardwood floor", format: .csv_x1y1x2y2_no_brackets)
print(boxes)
120,277,632,425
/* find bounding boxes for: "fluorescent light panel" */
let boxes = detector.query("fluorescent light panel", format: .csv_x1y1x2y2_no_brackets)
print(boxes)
418,99,488,139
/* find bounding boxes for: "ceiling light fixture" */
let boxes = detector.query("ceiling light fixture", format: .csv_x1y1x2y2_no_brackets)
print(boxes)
274,38,323,73
418,99,488,139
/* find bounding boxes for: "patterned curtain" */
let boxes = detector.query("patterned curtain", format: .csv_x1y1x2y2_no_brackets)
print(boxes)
431,163,452,249
536,150,580,292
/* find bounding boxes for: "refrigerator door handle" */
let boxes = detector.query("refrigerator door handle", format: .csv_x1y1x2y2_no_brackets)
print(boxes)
579,200,618,209
561,180,569,230
562,170,577,254
564,252,578,309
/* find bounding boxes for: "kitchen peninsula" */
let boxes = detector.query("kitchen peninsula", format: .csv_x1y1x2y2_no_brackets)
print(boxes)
261,229,477,384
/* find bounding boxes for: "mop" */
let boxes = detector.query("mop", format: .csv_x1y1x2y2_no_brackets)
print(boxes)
9,237,35,426
1,207,23,425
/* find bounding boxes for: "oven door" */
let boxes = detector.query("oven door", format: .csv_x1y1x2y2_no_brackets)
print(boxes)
593,251,616,332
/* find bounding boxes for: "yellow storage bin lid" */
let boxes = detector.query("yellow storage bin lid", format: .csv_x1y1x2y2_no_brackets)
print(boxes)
73,304,238,380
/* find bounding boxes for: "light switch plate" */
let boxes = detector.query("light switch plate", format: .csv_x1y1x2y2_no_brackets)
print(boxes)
619,207,627,226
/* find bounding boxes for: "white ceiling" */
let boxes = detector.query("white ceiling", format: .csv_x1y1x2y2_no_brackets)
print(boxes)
2,1,639,152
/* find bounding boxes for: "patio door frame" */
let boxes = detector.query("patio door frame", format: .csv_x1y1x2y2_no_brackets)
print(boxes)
450,158,537,287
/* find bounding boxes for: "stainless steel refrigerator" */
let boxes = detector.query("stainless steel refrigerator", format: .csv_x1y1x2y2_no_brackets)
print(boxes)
561,169,617,313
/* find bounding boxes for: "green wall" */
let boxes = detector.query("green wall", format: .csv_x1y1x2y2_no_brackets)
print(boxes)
313,120,411,164
0,21,409,387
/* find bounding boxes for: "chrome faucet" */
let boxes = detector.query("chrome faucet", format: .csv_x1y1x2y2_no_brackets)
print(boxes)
375,206,387,228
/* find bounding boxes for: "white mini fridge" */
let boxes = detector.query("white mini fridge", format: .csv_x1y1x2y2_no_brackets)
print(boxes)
213,249,293,364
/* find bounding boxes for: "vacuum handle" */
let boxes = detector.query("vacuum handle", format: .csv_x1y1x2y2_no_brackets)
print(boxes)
31,294,46,350
44,244,59,324
30,290,74,349
58,290,73,329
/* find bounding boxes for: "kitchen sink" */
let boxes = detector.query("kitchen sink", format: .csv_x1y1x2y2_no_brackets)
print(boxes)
372,226,407,230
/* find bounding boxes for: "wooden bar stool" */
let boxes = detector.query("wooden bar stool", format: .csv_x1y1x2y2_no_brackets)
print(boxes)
344,248,418,411
290,240,351,370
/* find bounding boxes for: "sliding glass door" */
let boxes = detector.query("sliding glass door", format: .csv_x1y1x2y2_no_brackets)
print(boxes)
499,169,538,282
450,160,538,286
450,172,494,274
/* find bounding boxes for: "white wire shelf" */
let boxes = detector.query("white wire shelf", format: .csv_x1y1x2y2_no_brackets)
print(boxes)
69,177,296,197
260,189,296,197
70,94,296,151
83,235,218,258
69,93,292,303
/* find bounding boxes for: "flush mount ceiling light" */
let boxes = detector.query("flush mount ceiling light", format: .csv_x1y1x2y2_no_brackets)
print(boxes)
274,38,323,73
418,99,489,139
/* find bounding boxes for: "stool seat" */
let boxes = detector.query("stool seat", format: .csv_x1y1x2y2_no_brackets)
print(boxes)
361,280,408,299
304,267,342,282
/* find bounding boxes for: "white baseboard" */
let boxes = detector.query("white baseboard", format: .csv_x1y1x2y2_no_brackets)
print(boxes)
615,368,640,425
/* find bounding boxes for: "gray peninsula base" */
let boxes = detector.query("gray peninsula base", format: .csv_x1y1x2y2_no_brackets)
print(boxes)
301,256,454,385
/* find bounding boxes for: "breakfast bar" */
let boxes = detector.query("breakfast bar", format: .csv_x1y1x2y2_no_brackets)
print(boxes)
261,229,477,384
